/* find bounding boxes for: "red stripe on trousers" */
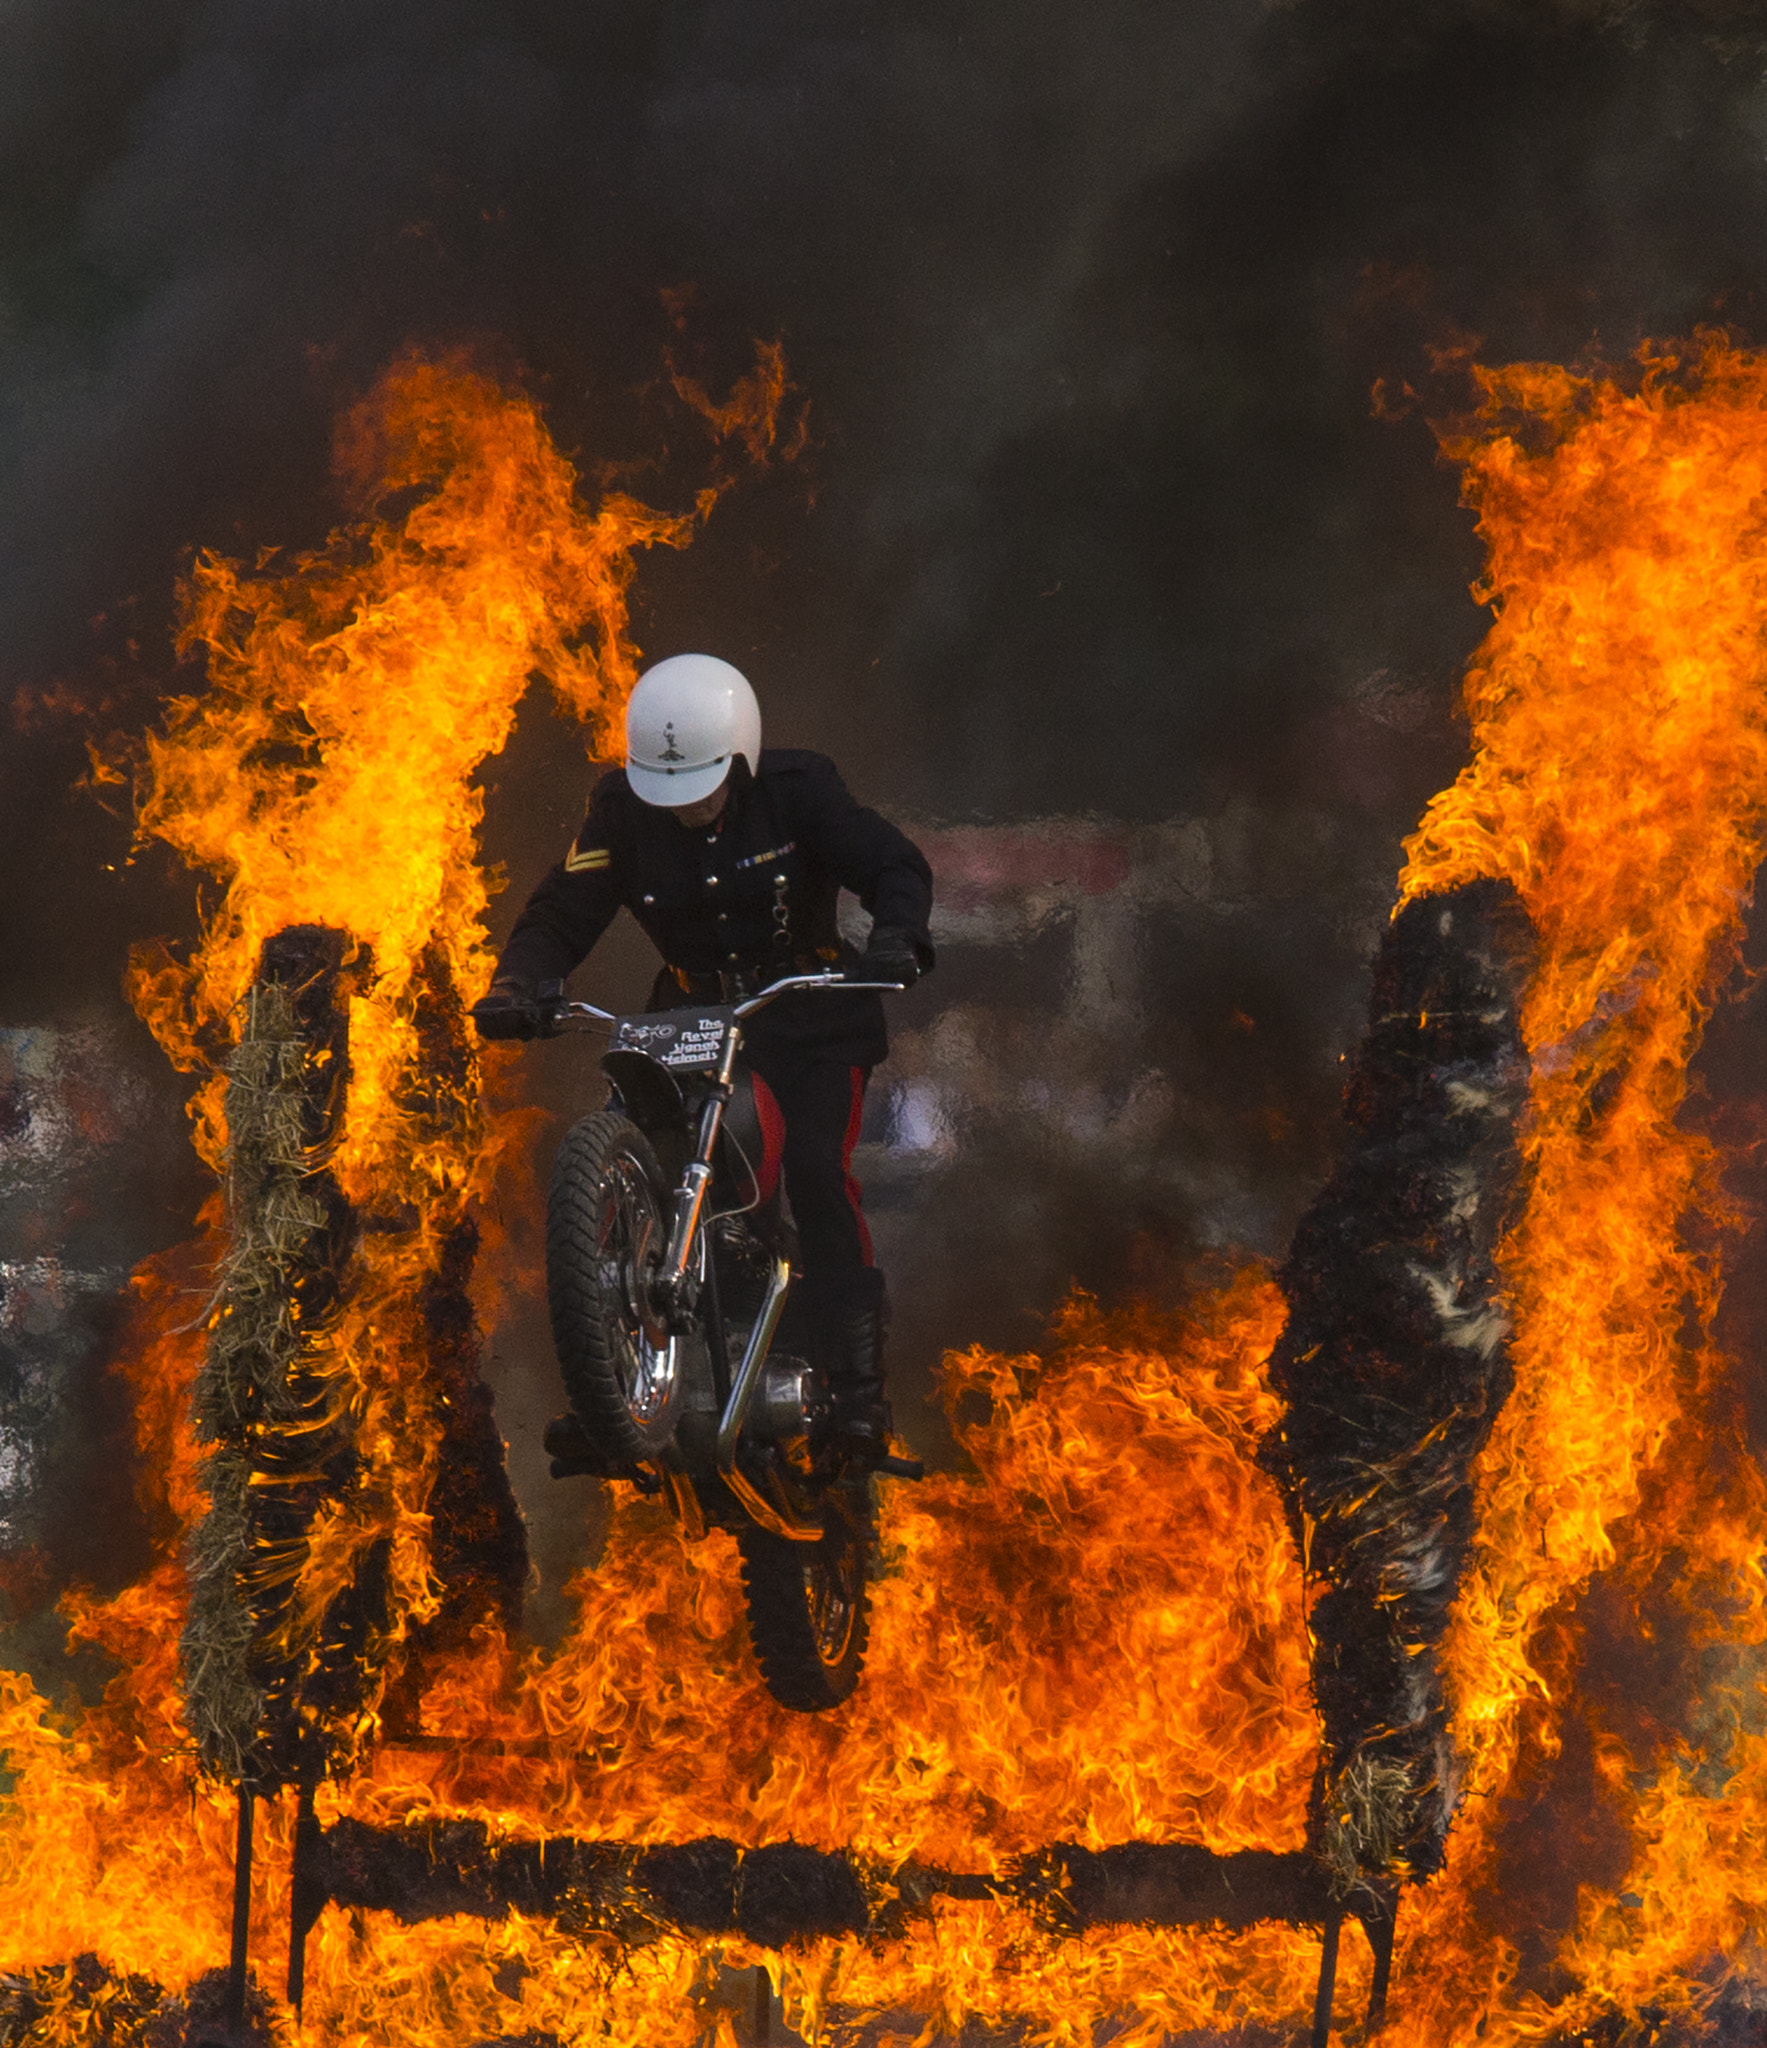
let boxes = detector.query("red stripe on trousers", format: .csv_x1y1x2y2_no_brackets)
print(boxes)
751,1071,785,1204
843,1064,874,1267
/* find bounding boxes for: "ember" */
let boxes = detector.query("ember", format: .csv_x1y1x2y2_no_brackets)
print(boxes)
9,334,1767,2047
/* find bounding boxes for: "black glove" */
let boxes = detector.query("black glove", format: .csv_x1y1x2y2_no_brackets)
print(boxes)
471,977,547,1041
856,927,922,990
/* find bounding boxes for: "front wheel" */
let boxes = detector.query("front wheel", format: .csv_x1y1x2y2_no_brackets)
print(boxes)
547,1111,682,1465
738,1477,874,1711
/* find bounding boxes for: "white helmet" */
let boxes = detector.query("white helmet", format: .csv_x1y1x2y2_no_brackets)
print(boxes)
624,654,762,808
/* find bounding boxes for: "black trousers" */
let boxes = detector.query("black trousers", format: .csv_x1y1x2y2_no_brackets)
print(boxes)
746,1055,873,1279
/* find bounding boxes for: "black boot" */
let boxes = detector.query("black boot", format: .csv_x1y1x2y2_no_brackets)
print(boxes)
802,1266,891,1465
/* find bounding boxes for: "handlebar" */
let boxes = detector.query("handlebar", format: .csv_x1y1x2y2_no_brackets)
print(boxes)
550,970,907,1032
735,972,907,1018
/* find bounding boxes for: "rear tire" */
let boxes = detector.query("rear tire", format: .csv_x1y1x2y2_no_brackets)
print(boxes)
547,1111,682,1465
738,1478,873,1711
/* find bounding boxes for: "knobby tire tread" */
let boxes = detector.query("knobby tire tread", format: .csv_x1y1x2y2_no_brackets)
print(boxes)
737,1484,874,1712
547,1110,673,1465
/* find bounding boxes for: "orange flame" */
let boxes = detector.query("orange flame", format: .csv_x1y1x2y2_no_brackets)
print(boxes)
12,335,1767,2043
1392,334,1767,2040
124,351,700,1153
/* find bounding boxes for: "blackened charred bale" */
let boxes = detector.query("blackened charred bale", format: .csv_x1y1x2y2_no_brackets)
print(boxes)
290,1819,1342,1946
180,924,370,1793
735,1845,871,1947
407,1217,530,1653
632,1838,742,1932
396,947,529,1670
1261,878,1535,1887
1020,1843,1325,1931
319,1815,506,1921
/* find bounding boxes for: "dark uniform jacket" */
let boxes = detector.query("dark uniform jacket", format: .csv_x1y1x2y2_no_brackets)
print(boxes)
495,750,935,1067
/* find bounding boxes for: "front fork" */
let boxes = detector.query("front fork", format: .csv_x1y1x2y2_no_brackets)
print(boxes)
652,1037,821,1545
656,1032,740,1320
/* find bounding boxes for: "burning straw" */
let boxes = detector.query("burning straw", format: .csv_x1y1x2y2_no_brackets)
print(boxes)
181,927,387,1792
1262,876,1535,1891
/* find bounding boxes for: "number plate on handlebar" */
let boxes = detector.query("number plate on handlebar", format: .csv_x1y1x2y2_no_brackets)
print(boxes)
610,1005,737,1074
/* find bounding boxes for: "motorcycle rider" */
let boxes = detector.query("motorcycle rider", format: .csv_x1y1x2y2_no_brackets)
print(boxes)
472,653,934,1466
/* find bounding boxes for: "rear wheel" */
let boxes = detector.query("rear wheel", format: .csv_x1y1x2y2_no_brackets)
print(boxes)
547,1111,681,1465
738,1477,873,1711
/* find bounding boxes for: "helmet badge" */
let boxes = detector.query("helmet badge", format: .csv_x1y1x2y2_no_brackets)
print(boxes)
658,720,686,765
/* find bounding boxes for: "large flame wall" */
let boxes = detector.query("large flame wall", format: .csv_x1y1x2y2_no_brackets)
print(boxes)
7,340,1767,2045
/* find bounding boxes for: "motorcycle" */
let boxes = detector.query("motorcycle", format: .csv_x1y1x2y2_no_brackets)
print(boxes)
532,971,920,1712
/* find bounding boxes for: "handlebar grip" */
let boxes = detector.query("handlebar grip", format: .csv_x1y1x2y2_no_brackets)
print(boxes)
875,1452,925,1481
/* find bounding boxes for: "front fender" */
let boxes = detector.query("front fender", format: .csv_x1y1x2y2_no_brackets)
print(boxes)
600,1048,691,1151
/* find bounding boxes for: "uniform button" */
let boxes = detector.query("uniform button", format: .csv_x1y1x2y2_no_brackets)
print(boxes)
727,952,738,962
642,894,655,906
717,912,728,922
707,874,719,886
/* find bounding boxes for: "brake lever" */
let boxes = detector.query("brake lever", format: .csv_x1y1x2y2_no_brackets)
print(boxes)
548,993,618,1032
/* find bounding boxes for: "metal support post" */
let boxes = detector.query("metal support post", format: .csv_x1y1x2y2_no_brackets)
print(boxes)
224,1787,254,2038
1359,1882,1400,2031
287,1782,324,2014
1310,1908,1342,2048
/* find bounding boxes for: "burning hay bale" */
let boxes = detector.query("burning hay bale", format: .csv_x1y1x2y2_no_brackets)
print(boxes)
180,925,376,1790
1260,877,1536,1888
383,943,527,1724
182,923,531,1789
403,1215,528,1638
298,1817,1331,1951
0,1955,275,2048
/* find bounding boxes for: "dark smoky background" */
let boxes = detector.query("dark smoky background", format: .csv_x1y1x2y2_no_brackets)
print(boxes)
8,0,1767,1972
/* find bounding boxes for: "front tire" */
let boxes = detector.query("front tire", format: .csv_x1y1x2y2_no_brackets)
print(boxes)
738,1478,873,1711
547,1111,682,1465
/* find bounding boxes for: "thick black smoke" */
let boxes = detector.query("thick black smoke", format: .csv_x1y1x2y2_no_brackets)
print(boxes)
9,1,1767,938
8,0,1767,1685
3,3,1764,1003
